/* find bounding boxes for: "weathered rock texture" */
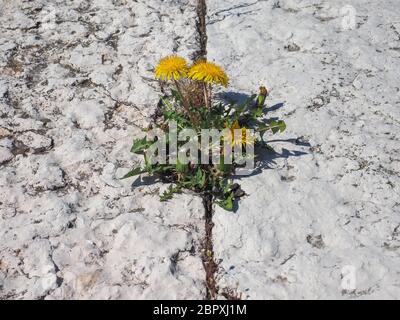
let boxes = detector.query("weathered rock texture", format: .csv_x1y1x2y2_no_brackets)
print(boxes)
0,0,205,299
1,0,400,300
207,0,400,299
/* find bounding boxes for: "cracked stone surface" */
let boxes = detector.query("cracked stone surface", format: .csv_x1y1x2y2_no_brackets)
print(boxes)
2,0,400,300
208,0,400,299
0,0,205,299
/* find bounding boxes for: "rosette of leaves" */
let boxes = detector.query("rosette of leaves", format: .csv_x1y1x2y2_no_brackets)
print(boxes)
123,56,286,211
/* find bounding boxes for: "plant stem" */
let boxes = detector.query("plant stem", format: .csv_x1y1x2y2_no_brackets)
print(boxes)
208,83,212,107
175,79,199,126
174,79,191,114
173,79,185,104
203,82,209,109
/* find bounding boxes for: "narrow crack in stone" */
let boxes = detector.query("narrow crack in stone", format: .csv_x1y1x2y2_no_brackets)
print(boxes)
201,193,218,299
194,0,207,61
193,0,221,300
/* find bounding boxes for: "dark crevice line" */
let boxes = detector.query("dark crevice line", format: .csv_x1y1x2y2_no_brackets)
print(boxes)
201,193,218,299
194,0,207,61
194,0,219,300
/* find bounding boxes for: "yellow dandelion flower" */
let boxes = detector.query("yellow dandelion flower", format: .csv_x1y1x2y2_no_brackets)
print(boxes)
224,120,255,147
155,55,188,81
188,61,229,87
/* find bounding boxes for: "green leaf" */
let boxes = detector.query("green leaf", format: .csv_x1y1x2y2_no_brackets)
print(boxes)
143,153,152,172
170,89,184,104
160,96,173,110
217,192,234,211
257,120,286,134
176,159,188,173
160,185,182,201
279,121,286,132
131,137,152,154
233,94,257,118
257,94,266,109
220,180,232,194
162,108,191,128
217,156,232,174
251,107,263,119
121,166,146,179
195,168,206,188
268,120,286,134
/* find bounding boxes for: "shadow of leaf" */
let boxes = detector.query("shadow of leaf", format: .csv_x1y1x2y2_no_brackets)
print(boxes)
215,91,251,105
131,175,159,188
265,102,284,112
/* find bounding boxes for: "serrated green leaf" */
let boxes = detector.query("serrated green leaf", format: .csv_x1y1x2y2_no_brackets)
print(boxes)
257,119,286,134
217,192,234,211
131,137,152,154
160,185,182,202
268,120,286,134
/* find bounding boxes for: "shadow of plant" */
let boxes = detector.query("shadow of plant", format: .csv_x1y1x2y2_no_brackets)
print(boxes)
253,144,308,174
228,141,309,212
215,91,310,212
216,91,285,113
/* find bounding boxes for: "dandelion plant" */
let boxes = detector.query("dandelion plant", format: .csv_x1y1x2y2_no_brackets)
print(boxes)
123,55,286,211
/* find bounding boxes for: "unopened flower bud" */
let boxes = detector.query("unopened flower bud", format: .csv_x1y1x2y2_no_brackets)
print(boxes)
257,86,268,108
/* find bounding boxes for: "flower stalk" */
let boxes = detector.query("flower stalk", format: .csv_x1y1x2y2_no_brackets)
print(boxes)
203,82,210,109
